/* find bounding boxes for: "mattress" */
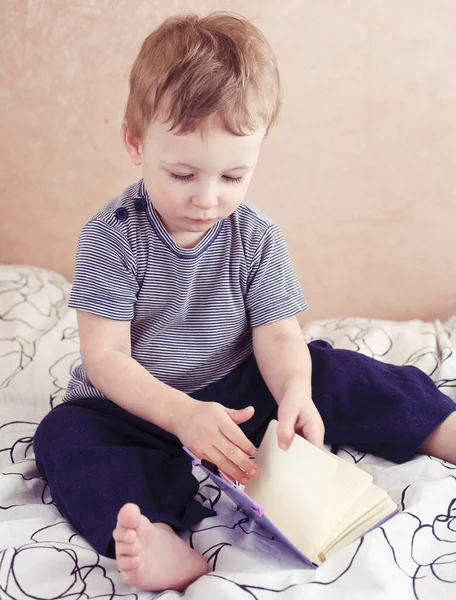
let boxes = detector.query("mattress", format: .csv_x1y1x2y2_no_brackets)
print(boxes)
1,264,455,599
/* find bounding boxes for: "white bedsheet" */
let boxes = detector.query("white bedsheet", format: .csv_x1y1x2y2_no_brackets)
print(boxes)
1,264,455,599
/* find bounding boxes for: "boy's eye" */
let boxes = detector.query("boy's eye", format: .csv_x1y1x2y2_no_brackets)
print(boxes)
223,175,243,184
170,173,243,184
171,173,193,182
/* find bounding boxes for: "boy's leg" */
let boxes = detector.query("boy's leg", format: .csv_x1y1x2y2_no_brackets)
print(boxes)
418,412,456,462
197,346,456,465
33,397,211,590
307,340,456,464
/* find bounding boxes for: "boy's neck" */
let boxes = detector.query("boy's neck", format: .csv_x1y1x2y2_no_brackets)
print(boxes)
170,230,211,249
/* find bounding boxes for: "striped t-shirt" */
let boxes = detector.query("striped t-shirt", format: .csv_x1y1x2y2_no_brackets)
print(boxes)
65,179,307,399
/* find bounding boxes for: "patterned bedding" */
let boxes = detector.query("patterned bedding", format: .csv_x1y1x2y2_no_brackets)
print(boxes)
1,264,455,599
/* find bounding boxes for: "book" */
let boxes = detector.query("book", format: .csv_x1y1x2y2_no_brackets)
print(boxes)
184,419,399,567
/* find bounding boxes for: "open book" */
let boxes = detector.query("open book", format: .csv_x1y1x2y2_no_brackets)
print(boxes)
184,419,399,567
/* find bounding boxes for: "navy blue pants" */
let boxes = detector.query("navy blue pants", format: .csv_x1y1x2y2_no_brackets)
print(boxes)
33,341,455,558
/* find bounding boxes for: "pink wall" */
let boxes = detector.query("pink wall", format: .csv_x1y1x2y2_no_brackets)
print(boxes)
1,1,455,320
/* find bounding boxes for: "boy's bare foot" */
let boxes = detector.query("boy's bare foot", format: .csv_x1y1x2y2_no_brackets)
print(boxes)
113,503,208,591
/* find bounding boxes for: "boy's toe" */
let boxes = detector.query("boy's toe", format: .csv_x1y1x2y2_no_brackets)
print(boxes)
117,503,141,529
113,527,136,543
116,540,140,557
118,554,141,571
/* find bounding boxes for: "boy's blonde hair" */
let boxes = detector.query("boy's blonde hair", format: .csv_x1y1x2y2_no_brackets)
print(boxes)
124,12,281,139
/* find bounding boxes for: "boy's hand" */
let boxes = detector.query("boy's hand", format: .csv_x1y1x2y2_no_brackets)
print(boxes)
277,394,325,451
174,400,258,484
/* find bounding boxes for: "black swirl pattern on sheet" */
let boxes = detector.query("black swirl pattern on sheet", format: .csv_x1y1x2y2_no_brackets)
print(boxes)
0,265,456,599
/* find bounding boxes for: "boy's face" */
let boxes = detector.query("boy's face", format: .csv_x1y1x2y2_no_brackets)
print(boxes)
124,119,266,246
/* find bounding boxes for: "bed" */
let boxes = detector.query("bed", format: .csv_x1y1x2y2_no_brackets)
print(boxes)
1,262,455,599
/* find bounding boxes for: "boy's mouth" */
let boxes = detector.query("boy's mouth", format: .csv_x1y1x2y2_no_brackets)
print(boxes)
188,217,215,224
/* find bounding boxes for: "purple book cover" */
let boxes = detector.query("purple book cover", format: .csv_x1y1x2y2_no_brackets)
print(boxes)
183,447,399,567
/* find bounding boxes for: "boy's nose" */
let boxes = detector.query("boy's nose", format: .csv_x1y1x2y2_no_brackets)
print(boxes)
191,193,218,210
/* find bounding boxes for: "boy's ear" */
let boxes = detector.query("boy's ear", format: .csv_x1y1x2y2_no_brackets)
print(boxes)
122,121,142,166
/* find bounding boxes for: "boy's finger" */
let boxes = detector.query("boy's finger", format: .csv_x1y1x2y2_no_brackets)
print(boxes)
227,406,254,425
304,429,324,449
209,446,252,484
214,438,258,477
301,421,325,449
277,405,298,450
222,411,257,457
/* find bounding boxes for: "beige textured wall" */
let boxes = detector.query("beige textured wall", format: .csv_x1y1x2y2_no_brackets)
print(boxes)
1,1,455,321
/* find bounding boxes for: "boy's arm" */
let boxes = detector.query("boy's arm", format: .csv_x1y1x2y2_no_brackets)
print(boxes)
252,315,325,450
77,309,192,433
76,310,257,482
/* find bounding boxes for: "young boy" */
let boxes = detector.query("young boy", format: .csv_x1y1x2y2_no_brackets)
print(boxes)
33,12,456,593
